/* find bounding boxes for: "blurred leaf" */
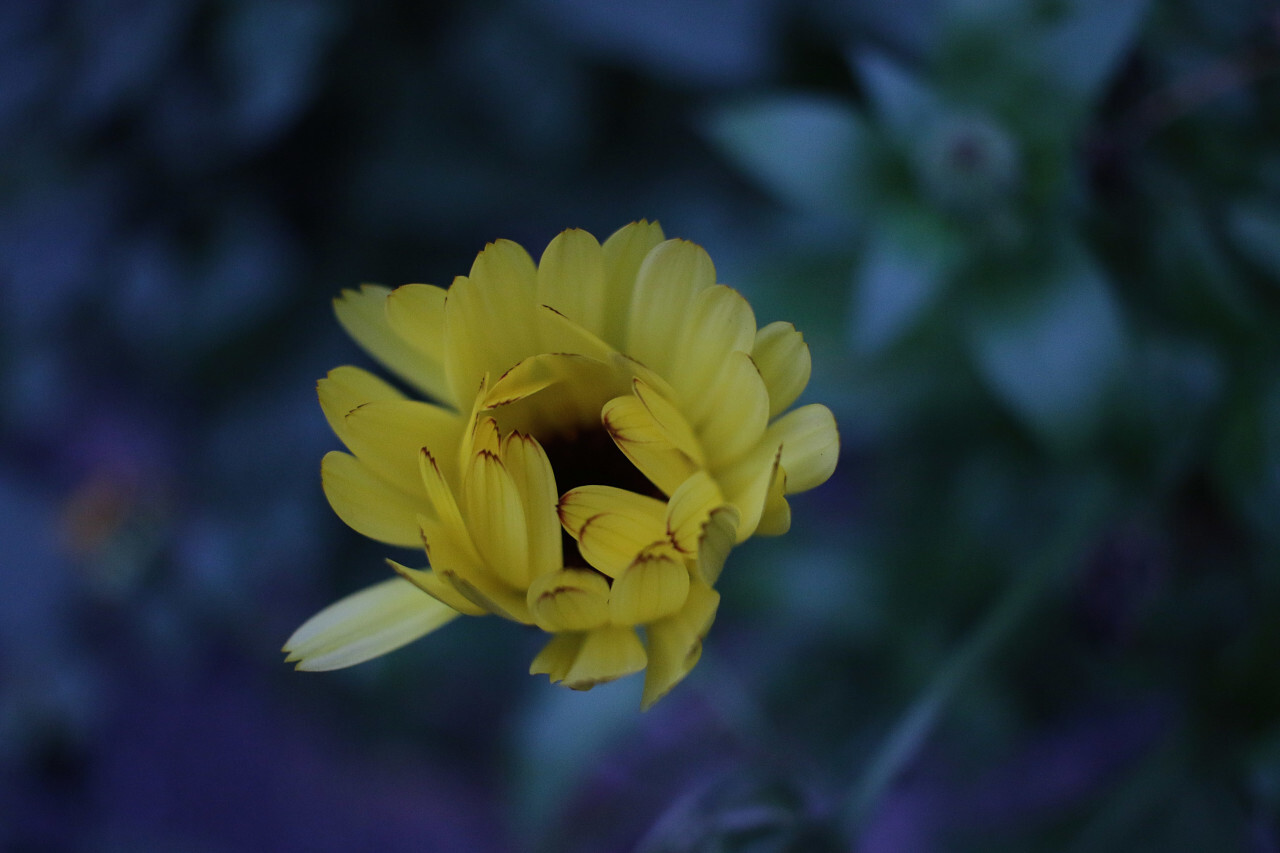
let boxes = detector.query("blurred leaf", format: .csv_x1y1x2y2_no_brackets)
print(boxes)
1037,0,1150,105
848,211,964,354
1225,200,1280,283
968,254,1126,447
704,95,869,213
851,50,940,138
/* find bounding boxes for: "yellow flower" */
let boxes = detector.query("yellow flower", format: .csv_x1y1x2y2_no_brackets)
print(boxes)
284,222,838,709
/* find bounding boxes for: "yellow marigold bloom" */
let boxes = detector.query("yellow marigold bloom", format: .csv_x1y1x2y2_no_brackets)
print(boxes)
284,222,838,709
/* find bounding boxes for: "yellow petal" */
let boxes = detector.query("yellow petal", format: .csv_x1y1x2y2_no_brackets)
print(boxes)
530,632,584,682
537,228,607,338
343,399,465,497
755,478,792,537
718,443,782,543
317,366,405,448
626,239,716,375
665,471,724,554
501,432,562,580
464,450,530,589
577,512,663,579
484,352,624,436
609,542,690,625
437,566,533,624
753,321,812,418
383,283,453,406
602,395,699,496
334,285,447,399
632,377,706,467
321,451,424,547
418,449,469,537
765,404,840,494
528,569,611,632
558,485,666,540
672,285,757,398
599,220,665,348
283,576,457,671
388,559,487,616
691,351,769,467
535,305,616,362
562,625,647,690
696,505,739,585
641,580,720,710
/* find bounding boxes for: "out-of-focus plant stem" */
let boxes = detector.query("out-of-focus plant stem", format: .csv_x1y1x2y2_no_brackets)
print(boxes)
840,479,1112,839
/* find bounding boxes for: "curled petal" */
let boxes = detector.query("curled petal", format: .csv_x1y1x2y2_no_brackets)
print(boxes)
562,625,647,690
753,322,811,418
766,404,840,494
609,542,690,626
528,569,611,632
641,580,720,710
321,451,423,548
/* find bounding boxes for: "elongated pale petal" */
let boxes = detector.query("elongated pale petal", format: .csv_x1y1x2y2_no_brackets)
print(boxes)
562,625,647,690
765,404,839,494
672,285,757,398
284,577,457,671
609,543,690,626
537,228,607,337
343,399,465,496
464,451,530,588
335,286,446,398
317,366,405,448
600,220,665,348
602,395,699,496
530,632,584,682
528,569,611,632
321,451,423,547
696,505,739,585
753,322,811,418
388,560,487,616
501,432,562,579
577,513,663,579
382,283,452,405
692,352,770,467
718,444,782,543
627,239,716,374
666,471,724,554
558,485,666,539
641,580,720,710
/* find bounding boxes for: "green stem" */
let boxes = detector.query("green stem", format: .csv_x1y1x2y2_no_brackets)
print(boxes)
840,488,1107,837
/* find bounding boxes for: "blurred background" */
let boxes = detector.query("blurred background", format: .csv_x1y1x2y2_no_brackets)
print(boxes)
4,0,1280,849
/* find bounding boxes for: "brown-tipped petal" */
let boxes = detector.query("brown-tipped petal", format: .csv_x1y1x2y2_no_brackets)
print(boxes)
502,432,562,580
528,569,611,632
557,485,666,540
666,471,724,554
602,395,699,497
641,580,720,710
609,543,690,626
765,403,840,495
562,625,647,690
321,451,424,548
283,577,457,671
388,559,487,616
577,513,664,579
463,451,531,589
753,322,812,419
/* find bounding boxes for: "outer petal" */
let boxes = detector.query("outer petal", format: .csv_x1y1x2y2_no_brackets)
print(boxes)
343,399,465,497
389,560,487,616
671,285,757,399
599,220,665,349
321,451,423,547
334,286,447,399
562,625,648,690
283,577,458,671
765,404,840,494
530,632,584,683
641,580,720,710
718,444,782,543
609,543,690,626
691,351,770,467
317,366,405,449
753,322,812,418
626,239,716,375
384,283,453,406
537,228,607,338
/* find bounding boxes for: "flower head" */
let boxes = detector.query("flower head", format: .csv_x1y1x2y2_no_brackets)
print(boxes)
284,223,838,708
